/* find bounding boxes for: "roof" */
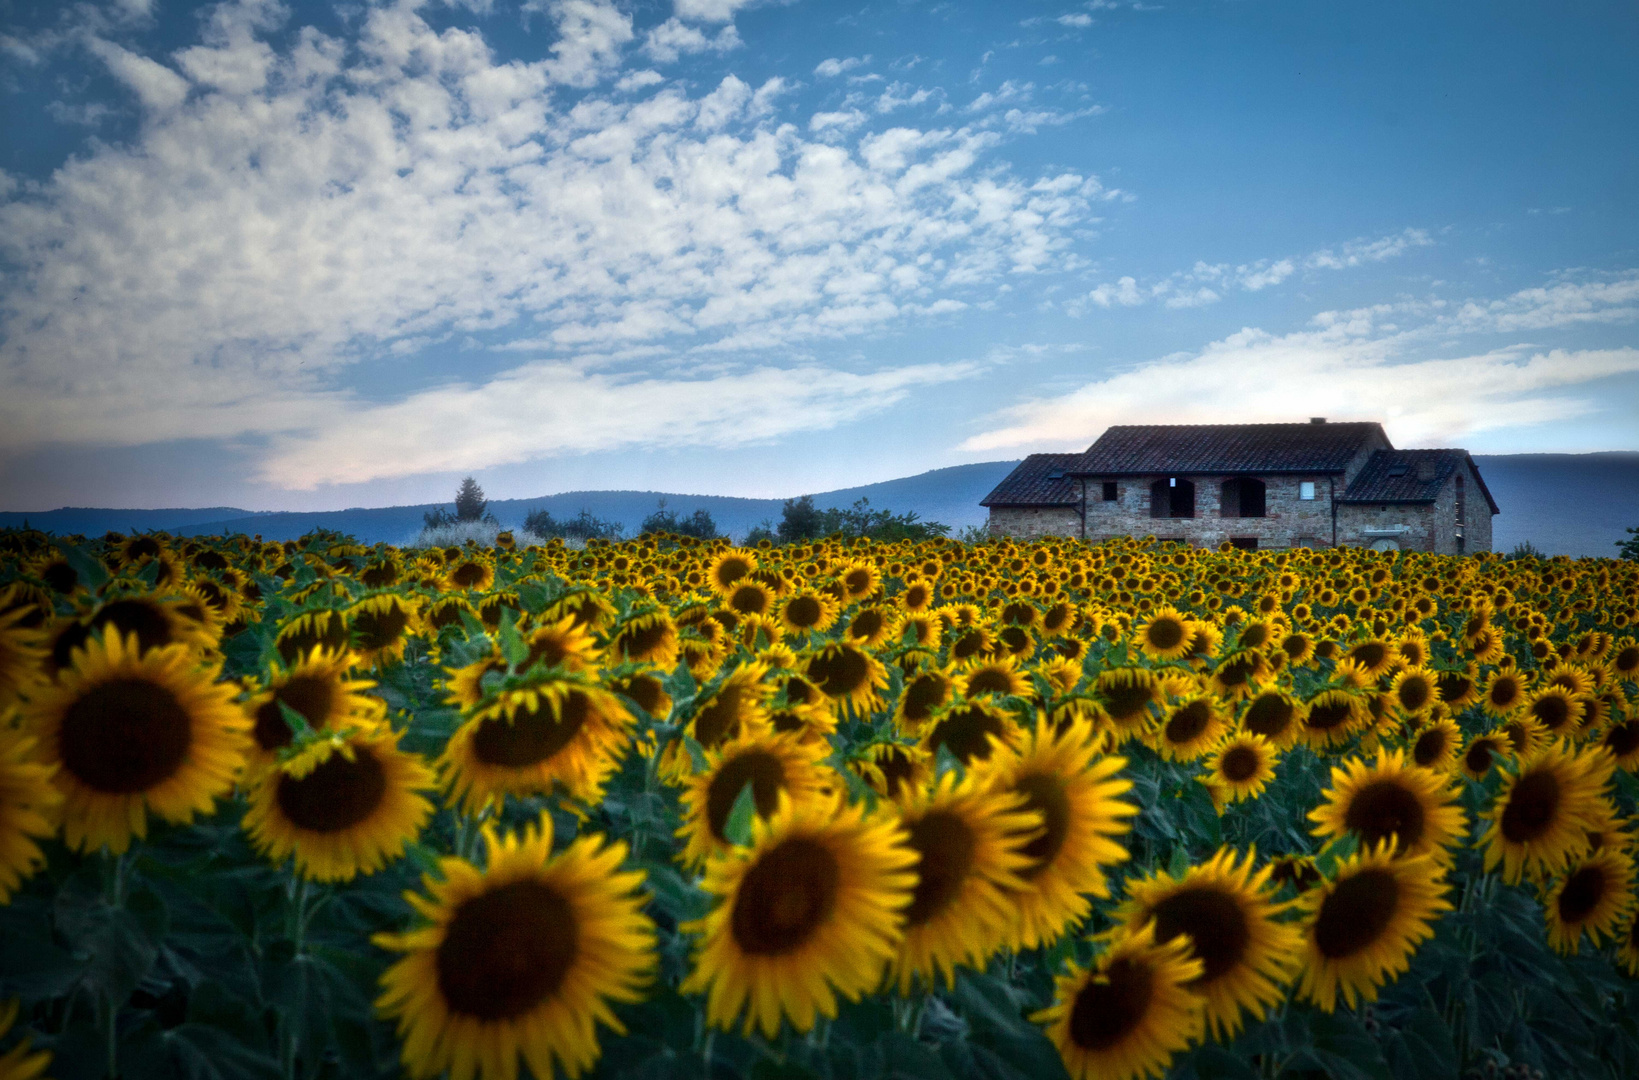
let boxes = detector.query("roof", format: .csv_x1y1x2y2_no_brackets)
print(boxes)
980,453,1083,507
1340,450,1500,513
1073,422,1384,476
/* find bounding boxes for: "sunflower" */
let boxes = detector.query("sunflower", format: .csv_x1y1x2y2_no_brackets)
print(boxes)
1093,668,1160,738
1309,749,1467,864
776,591,839,637
1599,716,1639,771
1479,741,1616,884
0,997,51,1080
275,610,353,666
0,608,45,709
374,815,655,1080
1612,638,1639,684
681,798,917,1038
1525,686,1585,739
443,553,496,592
441,674,634,813
1278,631,1316,666
539,589,619,634
1151,695,1231,762
899,579,936,615
837,560,882,602
80,592,221,658
0,720,60,903
889,773,1037,993
1208,650,1270,702
244,726,436,882
1238,688,1303,750
1459,732,1510,781
707,549,758,597
850,742,934,803
1133,606,1192,661
981,719,1136,949
22,628,250,854
675,730,834,870
1482,669,1529,716
803,641,888,716
1342,638,1398,680
1204,733,1279,806
1032,922,1204,1080
687,661,775,754
1386,667,1440,721
1295,843,1452,1012
1114,847,1302,1040
606,609,679,670
345,594,422,667
246,648,384,768
1407,717,1462,773
1299,689,1368,751
1543,845,1636,955
724,580,774,618
607,673,672,721
1499,714,1548,759
954,654,1032,700
918,700,1019,767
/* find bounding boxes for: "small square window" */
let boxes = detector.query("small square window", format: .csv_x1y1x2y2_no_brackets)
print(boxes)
1102,481,1118,501
1300,481,1316,500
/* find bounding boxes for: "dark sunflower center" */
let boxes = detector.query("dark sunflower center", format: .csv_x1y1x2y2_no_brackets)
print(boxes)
1313,868,1400,959
715,558,752,589
277,615,351,665
1165,701,1213,745
618,620,670,660
90,600,176,654
785,596,823,628
1343,779,1426,853
808,647,869,698
1489,679,1521,709
1220,745,1261,783
60,677,194,793
904,810,976,926
901,674,950,724
428,603,467,630
1396,676,1432,712
1530,694,1572,732
472,692,590,768
951,630,988,661
706,751,786,842
1150,886,1250,983
1306,698,1355,731
729,584,768,615
1558,864,1606,924
1238,623,1269,650
1145,617,1185,651
1603,722,1639,758
1214,654,1258,689
1435,673,1473,702
1014,772,1071,879
436,880,577,1021
352,605,410,651
1413,728,1448,767
1616,646,1639,675
275,748,386,832
844,569,872,595
1281,634,1309,660
615,675,666,716
1101,679,1153,722
872,747,918,799
51,621,94,673
693,687,747,750
730,838,839,956
42,561,79,594
1500,769,1562,843
449,562,488,588
1243,694,1293,738
966,666,1016,696
1068,957,1153,1052
1464,739,1497,776
927,706,1006,765
255,675,337,751
850,611,885,640
1349,642,1388,670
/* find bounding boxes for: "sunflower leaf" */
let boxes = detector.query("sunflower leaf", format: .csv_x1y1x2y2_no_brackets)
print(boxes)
723,780,759,847
1167,844,1191,879
1315,832,1360,877
57,541,111,591
496,611,528,669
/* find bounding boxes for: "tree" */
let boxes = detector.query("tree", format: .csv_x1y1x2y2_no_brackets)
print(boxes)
778,495,825,542
1618,526,1639,561
640,499,720,539
523,508,624,541
454,476,490,523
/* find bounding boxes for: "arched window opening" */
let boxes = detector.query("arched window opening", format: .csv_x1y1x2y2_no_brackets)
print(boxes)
1150,478,1195,519
1220,477,1266,518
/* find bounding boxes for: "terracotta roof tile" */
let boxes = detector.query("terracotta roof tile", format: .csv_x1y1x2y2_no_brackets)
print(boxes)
1075,422,1382,475
980,453,1082,507
1341,450,1500,513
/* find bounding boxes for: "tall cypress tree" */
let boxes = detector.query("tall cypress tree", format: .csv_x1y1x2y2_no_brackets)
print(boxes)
454,476,489,522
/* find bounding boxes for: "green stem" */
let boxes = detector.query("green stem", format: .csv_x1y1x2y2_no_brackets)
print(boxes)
102,994,119,1079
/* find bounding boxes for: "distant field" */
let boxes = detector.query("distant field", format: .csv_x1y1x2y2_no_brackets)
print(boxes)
1,453,1634,557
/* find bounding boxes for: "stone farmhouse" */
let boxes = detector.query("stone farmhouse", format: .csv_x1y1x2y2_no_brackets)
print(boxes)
980,420,1498,554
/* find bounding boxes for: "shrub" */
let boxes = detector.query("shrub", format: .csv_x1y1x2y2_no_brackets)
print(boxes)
523,508,625,541
639,499,720,539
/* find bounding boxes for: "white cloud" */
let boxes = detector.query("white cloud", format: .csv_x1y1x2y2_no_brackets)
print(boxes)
0,1,1104,484
261,361,975,487
1079,229,1431,312
1057,14,1094,28
814,54,868,78
641,17,740,65
1088,276,1142,307
673,0,757,23
965,273,1639,452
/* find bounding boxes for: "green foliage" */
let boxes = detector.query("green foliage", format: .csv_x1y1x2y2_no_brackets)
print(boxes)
778,495,826,542
639,499,721,539
1617,526,1639,560
1508,540,1547,560
523,508,626,541
454,475,490,523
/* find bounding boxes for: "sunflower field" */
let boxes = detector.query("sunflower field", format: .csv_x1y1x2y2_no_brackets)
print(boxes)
3,527,1639,1080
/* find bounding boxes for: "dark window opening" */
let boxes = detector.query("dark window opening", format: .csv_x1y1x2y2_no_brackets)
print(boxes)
1101,481,1118,501
1387,461,1409,477
1220,477,1266,518
1455,475,1466,550
1046,471,1065,481
1150,478,1195,519
1229,537,1259,551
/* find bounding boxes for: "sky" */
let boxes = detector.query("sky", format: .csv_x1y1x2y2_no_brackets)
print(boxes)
1,0,1636,512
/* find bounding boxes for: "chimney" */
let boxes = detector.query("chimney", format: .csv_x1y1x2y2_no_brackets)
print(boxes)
1310,417,1327,424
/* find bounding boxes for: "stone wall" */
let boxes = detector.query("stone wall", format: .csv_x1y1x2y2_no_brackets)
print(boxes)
1336,503,1438,552
1081,473,1340,549
1429,458,1495,554
986,506,1082,540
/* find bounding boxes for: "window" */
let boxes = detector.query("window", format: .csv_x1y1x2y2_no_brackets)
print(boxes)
1299,481,1316,500
1229,537,1259,551
1220,477,1266,518
1102,481,1118,502
1150,478,1195,519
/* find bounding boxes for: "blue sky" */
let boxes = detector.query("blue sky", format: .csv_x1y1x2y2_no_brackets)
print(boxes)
1,0,1635,511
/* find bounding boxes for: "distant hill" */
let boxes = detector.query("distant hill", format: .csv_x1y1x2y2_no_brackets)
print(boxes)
2,453,1634,558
